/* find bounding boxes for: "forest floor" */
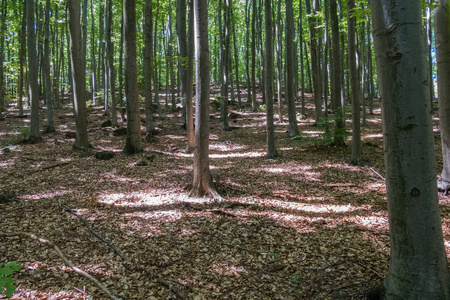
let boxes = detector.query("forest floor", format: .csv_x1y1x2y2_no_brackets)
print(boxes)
0,87,449,300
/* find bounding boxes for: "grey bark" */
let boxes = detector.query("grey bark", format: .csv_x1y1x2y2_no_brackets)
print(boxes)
186,0,194,152
251,0,257,111
176,0,187,127
144,0,154,141
299,0,306,116
43,0,55,133
18,0,26,117
371,0,450,298
189,0,220,199
106,0,116,127
264,0,278,158
286,0,299,137
123,0,143,154
276,0,283,122
68,0,90,148
26,0,42,143
348,0,361,165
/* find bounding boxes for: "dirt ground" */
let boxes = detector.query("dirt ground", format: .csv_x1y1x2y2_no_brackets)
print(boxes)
1,89,449,299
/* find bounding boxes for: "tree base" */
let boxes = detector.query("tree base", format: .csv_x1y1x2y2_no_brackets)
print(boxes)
123,141,143,155
25,136,43,144
366,285,385,300
43,125,56,134
189,183,222,201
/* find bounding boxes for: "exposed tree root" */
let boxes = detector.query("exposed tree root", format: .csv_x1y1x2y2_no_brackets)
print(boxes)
60,202,127,261
0,232,122,300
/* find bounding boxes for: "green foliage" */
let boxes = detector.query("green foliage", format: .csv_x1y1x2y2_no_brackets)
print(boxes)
289,271,304,290
0,262,22,298
266,252,279,262
12,126,29,141
259,104,266,112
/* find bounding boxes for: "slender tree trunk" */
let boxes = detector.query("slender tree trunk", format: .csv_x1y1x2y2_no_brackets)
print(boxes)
222,0,231,130
367,14,374,115
348,0,361,165
360,18,367,127
106,0,116,126
231,5,241,109
98,1,105,104
17,0,26,117
68,0,90,148
189,0,220,199
427,1,435,110
43,0,55,133
119,12,125,121
82,0,87,79
167,9,176,112
331,0,345,147
0,0,5,115
436,0,450,192
26,0,42,143
276,0,283,123
176,0,187,128
371,0,450,298
123,0,143,154
245,0,251,109
144,0,154,141
299,0,306,116
90,0,97,105
257,0,265,106
251,0,257,111
154,15,163,118
265,0,278,158
286,0,299,137
186,0,194,152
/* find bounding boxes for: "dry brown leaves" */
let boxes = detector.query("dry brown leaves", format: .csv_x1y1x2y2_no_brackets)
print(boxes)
0,94,448,299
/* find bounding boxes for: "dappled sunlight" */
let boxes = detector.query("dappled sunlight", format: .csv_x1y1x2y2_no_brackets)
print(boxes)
21,189,73,200
362,133,383,139
209,142,248,152
210,150,266,158
210,263,246,276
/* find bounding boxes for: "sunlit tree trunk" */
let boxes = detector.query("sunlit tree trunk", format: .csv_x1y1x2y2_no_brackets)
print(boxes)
371,0,450,298
189,0,220,199
186,0,194,152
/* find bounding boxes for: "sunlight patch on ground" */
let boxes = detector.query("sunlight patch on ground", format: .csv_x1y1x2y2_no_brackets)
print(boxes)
345,213,389,231
210,263,246,276
210,151,266,159
362,133,383,139
303,130,322,137
21,190,72,200
210,142,247,152
165,135,185,140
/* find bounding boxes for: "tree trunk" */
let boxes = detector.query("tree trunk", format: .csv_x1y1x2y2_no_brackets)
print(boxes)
436,0,450,192
251,0,257,112
299,0,306,116
286,0,300,137
186,0,194,152
367,15,374,115
222,0,231,131
371,1,450,298
245,0,251,109
330,0,345,147
90,0,97,106
43,0,55,133
68,0,90,148
231,5,241,109
189,0,220,199
348,0,361,165
144,0,154,142
176,0,187,129
106,0,116,127
264,0,278,158
166,9,176,112
276,0,283,123
17,0,26,117
123,0,143,154
26,0,42,143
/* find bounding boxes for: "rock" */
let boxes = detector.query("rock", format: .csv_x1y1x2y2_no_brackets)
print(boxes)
113,127,128,136
95,151,115,160
101,120,112,127
65,131,77,139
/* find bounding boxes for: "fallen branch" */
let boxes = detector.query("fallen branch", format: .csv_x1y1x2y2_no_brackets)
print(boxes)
0,232,122,300
369,168,385,181
60,202,127,261
36,161,72,172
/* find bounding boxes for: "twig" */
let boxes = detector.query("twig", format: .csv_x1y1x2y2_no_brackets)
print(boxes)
60,202,127,261
369,167,385,181
35,161,72,172
0,232,122,300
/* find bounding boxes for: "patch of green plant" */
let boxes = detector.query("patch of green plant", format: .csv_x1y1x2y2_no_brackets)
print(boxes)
266,252,279,262
290,271,304,290
259,104,266,112
0,262,22,298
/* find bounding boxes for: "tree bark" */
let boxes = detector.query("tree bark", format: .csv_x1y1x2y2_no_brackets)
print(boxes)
144,0,154,141
251,0,257,112
276,0,283,123
123,0,143,154
189,0,220,199
26,0,42,143
371,0,450,298
43,0,55,133
264,0,278,158
68,0,90,148
176,0,187,128
17,0,26,117
186,0,194,152
106,0,117,127
286,0,300,137
348,0,361,165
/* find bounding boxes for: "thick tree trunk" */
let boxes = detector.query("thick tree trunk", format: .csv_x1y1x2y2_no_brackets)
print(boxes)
144,0,154,142
348,0,361,165
123,0,143,154
264,0,278,158
68,0,90,148
330,0,345,147
436,0,450,191
176,0,187,128
371,1,450,298
189,0,220,199
26,0,42,143
285,0,299,137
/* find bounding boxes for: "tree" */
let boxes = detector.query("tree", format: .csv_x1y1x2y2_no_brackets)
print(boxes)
17,0,27,118
105,0,117,127
123,0,143,154
251,0,257,112
435,0,450,192
43,0,55,133
371,0,450,298
331,0,345,147
189,0,220,199
285,0,300,137
144,0,154,142
348,0,361,165
68,0,90,149
26,0,42,143
185,0,194,152
276,0,283,123
264,0,278,158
